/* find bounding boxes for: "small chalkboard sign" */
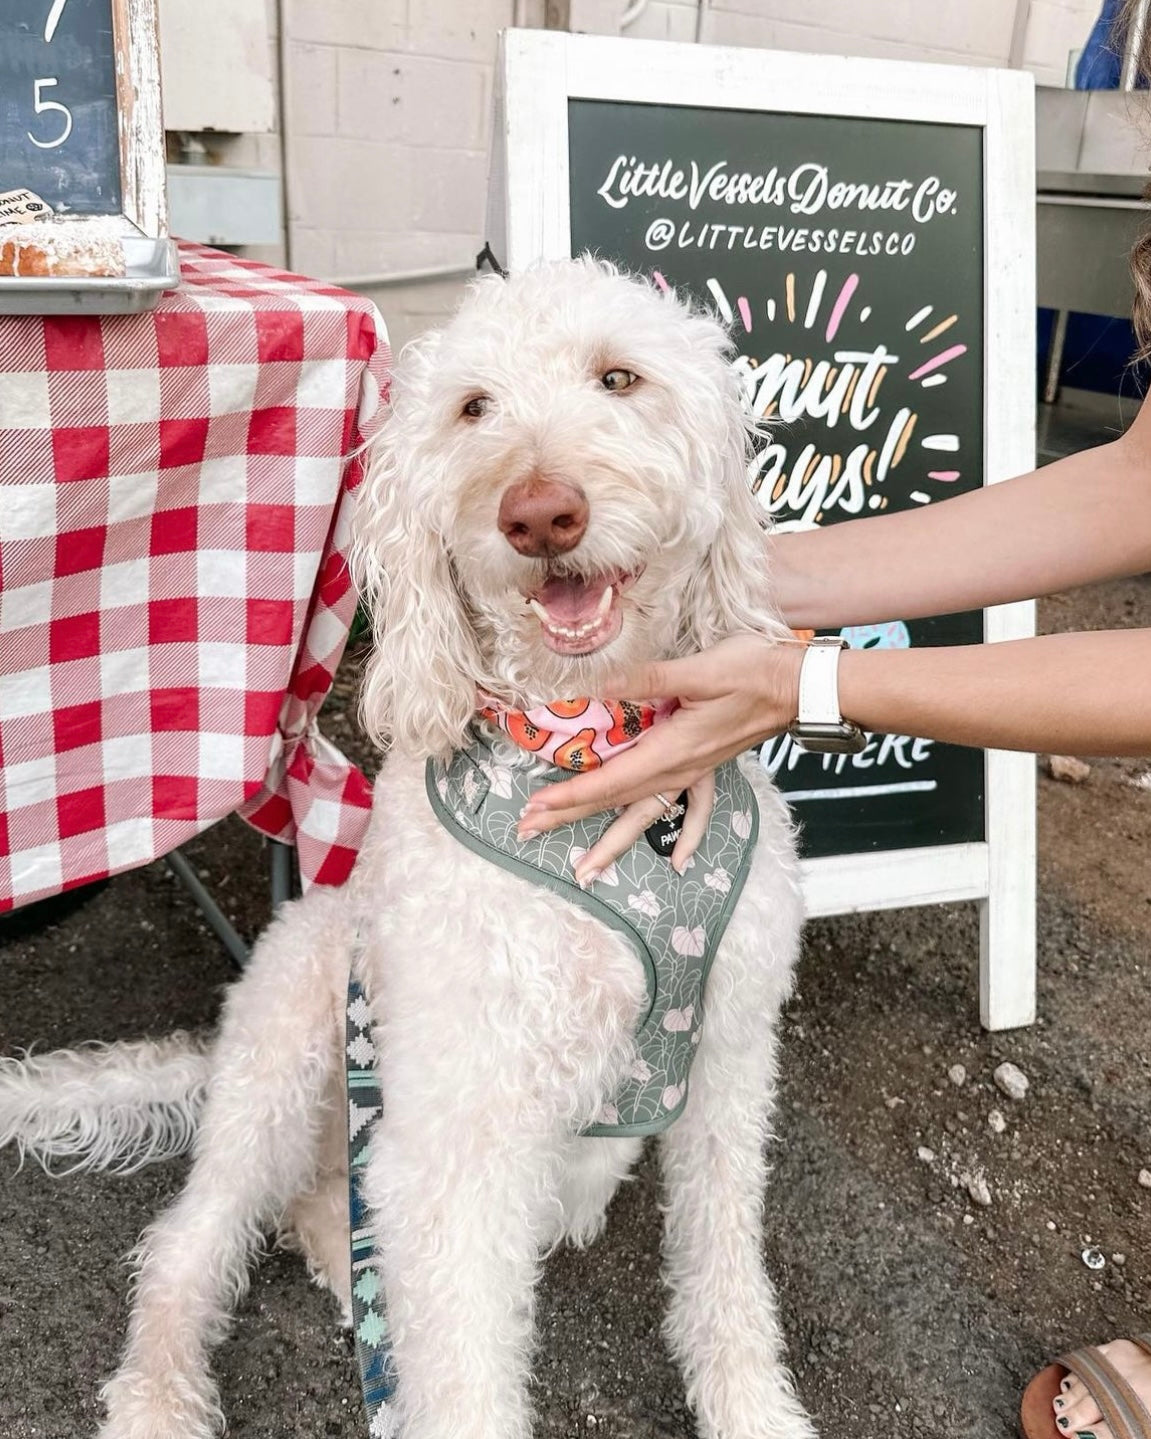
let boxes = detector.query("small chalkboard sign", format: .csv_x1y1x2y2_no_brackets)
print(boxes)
1,0,122,213
489,31,1037,1030
0,0,176,312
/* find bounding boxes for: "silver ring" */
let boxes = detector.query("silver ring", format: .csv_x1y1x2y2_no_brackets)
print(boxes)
654,791,685,822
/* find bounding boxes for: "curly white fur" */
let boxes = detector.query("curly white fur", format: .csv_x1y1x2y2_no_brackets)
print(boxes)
351,256,790,757
0,260,814,1439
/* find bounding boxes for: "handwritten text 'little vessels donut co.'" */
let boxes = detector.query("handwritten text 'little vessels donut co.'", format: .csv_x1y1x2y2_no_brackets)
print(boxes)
596,157,959,224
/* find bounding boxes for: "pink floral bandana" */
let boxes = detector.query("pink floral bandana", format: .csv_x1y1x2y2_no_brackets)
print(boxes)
479,696,676,772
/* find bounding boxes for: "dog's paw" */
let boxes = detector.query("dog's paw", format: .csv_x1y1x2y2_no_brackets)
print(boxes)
691,1366,818,1439
557,1209,610,1250
97,1370,222,1439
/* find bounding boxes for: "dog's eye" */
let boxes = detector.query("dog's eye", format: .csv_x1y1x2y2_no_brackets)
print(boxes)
601,369,638,393
461,394,492,420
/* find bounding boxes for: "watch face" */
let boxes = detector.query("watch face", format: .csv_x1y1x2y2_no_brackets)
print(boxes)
789,723,868,756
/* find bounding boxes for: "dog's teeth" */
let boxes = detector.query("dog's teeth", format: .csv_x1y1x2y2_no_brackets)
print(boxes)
530,586,617,644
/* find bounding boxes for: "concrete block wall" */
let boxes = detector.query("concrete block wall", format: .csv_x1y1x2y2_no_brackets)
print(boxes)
333,0,1102,347
160,0,1108,346
588,0,1018,64
162,0,283,268
276,0,519,345
284,0,503,277
576,0,1099,79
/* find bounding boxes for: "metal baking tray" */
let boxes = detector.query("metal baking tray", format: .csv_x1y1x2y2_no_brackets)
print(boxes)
0,235,180,315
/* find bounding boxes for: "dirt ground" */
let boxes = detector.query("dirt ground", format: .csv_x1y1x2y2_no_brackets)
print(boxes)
2,577,1150,1439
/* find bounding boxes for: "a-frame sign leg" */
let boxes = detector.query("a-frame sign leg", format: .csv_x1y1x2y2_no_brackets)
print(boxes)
978,747,1037,1031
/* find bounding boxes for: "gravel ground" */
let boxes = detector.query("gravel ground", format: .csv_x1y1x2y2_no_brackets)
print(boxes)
2,575,1150,1439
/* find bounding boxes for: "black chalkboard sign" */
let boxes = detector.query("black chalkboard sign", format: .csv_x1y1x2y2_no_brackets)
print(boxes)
1,0,123,215
493,31,1037,1027
568,98,985,859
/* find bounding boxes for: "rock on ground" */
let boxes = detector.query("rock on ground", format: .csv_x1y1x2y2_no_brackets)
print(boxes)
1047,755,1091,784
994,1062,1030,1102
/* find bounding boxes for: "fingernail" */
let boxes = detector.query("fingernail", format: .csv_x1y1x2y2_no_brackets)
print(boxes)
577,868,600,889
518,827,541,841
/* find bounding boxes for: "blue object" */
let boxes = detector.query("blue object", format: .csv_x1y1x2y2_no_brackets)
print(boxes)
1038,308,1150,396
1075,0,1146,89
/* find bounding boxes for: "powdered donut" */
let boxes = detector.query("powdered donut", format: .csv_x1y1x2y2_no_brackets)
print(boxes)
0,218,126,279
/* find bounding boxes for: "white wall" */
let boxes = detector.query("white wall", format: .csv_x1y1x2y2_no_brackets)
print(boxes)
158,0,276,133
160,0,1104,345
575,0,1097,80
1023,0,1102,84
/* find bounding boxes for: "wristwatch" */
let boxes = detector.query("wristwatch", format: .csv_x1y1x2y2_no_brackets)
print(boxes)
787,636,867,755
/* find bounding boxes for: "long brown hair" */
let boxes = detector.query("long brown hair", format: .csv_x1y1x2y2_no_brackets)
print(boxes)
1118,0,1151,355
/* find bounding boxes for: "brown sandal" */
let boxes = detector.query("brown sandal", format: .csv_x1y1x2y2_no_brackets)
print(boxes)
1021,1335,1151,1439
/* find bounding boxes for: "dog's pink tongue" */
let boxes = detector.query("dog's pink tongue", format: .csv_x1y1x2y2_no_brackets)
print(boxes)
534,574,610,624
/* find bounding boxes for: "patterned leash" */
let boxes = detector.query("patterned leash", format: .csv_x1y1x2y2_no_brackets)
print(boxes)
346,979,400,1437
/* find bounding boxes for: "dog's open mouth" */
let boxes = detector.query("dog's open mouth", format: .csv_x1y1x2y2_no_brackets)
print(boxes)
523,569,639,655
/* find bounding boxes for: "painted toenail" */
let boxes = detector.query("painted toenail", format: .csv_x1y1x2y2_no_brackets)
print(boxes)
1055,1398,1065,1409
1057,1420,1069,1430
1061,1378,1074,1392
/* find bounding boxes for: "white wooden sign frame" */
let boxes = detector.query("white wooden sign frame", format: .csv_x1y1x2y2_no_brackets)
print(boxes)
109,0,169,241
489,29,1037,1031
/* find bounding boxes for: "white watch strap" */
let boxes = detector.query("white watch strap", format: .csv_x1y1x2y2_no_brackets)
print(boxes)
797,641,844,726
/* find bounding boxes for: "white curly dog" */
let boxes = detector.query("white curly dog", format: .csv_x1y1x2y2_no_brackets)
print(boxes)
0,259,814,1439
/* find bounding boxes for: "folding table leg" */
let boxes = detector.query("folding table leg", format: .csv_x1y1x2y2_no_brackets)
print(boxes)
166,841,297,968
978,747,1037,1031
165,849,250,968
1042,309,1069,406
269,839,297,910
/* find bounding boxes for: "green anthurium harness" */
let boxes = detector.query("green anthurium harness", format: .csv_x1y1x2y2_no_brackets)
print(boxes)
426,728,759,1133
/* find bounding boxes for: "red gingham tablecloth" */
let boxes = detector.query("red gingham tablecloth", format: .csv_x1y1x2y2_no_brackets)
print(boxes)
0,244,392,913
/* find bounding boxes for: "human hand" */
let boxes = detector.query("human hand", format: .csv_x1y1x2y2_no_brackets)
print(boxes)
568,771,716,888
518,633,805,843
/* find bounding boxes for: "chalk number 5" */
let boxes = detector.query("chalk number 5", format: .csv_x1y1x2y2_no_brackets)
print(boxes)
27,78,73,150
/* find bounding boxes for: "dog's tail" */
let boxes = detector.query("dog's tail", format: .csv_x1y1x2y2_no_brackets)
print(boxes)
0,1033,212,1175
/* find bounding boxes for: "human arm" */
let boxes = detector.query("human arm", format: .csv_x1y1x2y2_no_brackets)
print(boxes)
531,402,1151,853
518,628,1151,835
772,409,1151,629
838,628,1151,753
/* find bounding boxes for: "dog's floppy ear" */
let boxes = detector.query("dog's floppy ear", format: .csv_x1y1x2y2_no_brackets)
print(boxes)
351,344,484,759
680,352,792,652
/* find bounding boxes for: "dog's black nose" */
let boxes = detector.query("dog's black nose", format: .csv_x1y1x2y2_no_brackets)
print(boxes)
498,476,588,557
